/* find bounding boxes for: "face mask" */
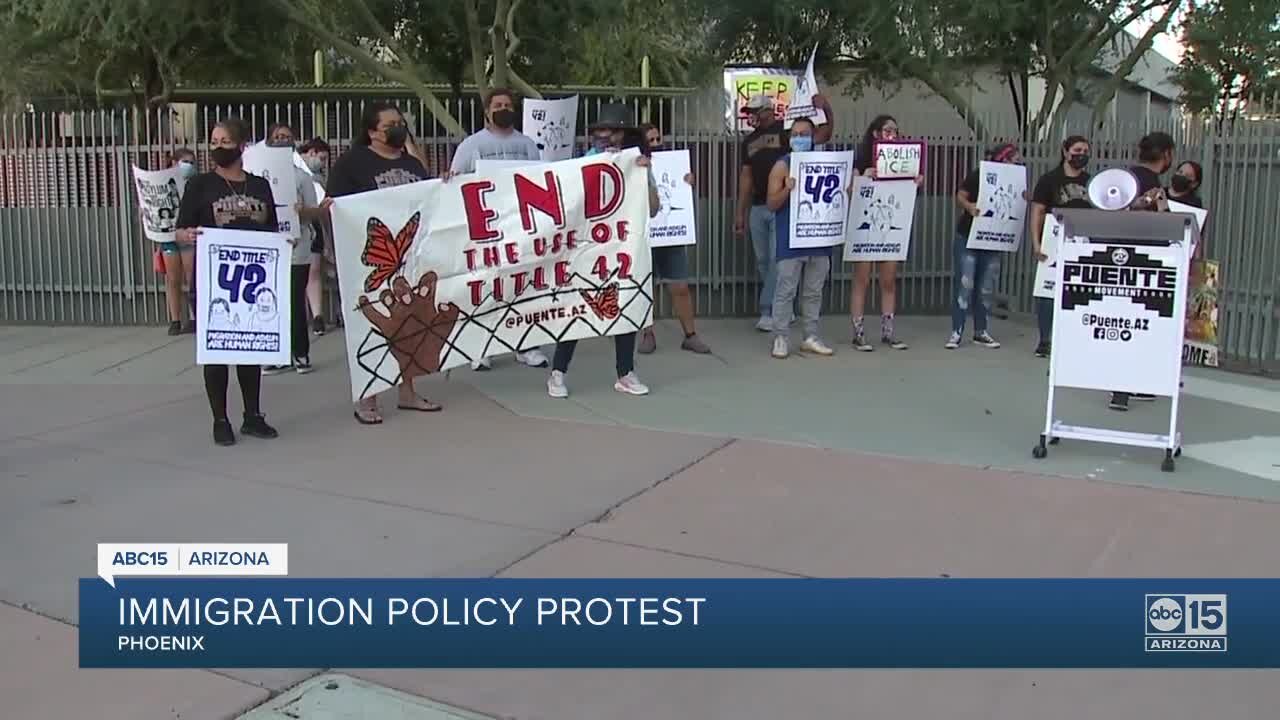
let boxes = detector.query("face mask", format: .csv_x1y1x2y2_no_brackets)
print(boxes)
1171,174,1193,193
1067,154,1089,170
304,155,325,173
383,125,409,149
492,109,517,129
210,146,242,168
590,135,612,153
178,161,196,178
789,135,813,153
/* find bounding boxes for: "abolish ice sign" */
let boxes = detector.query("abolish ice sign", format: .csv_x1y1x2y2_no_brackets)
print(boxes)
788,150,853,248
196,228,292,366
1052,242,1188,397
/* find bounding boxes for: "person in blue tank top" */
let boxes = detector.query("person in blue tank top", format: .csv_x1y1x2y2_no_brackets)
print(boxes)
763,116,837,359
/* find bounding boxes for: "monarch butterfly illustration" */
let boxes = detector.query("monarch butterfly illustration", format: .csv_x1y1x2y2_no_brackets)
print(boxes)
579,284,620,320
361,212,421,293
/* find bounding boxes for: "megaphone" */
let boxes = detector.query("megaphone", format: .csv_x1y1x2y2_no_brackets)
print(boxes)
1087,168,1139,211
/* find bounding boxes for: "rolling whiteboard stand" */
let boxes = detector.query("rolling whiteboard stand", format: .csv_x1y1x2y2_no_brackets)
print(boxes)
1032,210,1197,472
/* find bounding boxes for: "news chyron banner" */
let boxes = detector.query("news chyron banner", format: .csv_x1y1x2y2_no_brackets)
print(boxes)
83,546,1280,667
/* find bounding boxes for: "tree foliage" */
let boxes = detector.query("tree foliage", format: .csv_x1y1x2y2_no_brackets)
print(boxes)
1171,0,1280,118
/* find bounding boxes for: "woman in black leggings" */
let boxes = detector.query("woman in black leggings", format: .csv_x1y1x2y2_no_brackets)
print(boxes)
175,117,280,446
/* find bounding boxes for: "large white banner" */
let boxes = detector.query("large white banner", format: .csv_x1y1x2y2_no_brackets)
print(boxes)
195,228,292,366
843,177,916,261
1031,215,1066,299
966,161,1028,252
523,96,578,162
783,45,828,129
330,150,654,402
788,150,853,248
132,166,186,243
242,145,302,239
647,150,697,248
1051,242,1188,396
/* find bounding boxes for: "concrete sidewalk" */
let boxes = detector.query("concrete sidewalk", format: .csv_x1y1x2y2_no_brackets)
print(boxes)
2,317,1278,719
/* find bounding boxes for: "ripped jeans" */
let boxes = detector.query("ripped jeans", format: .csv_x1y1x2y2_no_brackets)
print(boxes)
951,232,1001,335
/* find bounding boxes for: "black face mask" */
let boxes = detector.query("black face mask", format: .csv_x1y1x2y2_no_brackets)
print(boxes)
1171,174,1193,193
492,109,517,129
383,125,409,149
210,146,242,168
1067,154,1089,170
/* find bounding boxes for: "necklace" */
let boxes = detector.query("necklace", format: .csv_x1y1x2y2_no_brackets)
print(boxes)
222,176,248,208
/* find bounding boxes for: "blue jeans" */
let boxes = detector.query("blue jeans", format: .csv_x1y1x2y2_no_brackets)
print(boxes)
951,233,1001,335
1036,298,1053,345
748,205,776,314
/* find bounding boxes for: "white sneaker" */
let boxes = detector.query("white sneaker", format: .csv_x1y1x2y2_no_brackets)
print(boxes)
771,336,789,359
800,336,834,356
614,372,650,396
945,332,962,349
471,357,493,371
755,315,773,332
547,370,569,398
516,349,549,368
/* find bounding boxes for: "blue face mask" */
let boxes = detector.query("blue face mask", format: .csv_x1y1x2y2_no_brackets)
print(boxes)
178,161,196,178
790,135,813,153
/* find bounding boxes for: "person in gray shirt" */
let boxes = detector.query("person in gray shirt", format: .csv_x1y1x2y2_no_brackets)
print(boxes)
449,87,549,370
449,87,542,176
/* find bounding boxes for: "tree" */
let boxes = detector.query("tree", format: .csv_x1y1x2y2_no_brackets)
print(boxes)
2,0,318,107
699,0,1187,139
1171,0,1280,119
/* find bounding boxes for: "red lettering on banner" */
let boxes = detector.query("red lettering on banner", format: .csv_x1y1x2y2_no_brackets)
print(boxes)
464,248,478,271
482,245,500,268
555,261,571,286
505,243,519,265
533,237,547,256
582,163,625,220
461,180,501,243
617,252,632,279
468,279,483,307
513,271,529,296
617,220,631,242
533,266,549,290
565,230,578,250
591,222,611,244
515,171,565,234
593,255,609,281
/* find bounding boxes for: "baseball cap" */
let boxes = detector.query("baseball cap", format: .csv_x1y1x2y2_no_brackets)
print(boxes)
743,95,774,112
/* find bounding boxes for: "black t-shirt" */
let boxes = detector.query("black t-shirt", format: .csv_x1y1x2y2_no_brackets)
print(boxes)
1167,190,1202,209
1129,165,1163,196
740,123,788,205
327,145,431,198
1031,166,1092,211
177,171,278,232
956,169,981,234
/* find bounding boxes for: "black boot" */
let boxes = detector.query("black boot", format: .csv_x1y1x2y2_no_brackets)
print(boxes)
240,413,279,439
213,419,236,446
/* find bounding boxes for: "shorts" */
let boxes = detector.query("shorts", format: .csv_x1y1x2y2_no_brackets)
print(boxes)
651,246,689,282
157,242,182,255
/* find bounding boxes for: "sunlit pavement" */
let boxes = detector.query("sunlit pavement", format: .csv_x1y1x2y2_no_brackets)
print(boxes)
2,317,1278,720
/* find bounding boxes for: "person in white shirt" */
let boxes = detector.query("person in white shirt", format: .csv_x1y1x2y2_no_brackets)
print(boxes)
260,123,331,375
448,87,550,371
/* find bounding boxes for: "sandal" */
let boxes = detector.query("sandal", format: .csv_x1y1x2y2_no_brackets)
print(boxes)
353,408,383,425
397,397,443,412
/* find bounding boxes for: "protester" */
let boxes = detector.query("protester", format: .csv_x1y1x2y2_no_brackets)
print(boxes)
547,103,659,399
948,143,1022,350
764,116,836,359
448,87,550,371
636,123,711,355
261,123,327,376
1128,131,1176,211
175,117,279,447
735,94,833,332
158,148,199,335
327,101,443,424
1028,135,1092,359
850,114,923,351
1168,160,1203,208
1110,131,1176,411
299,137,333,336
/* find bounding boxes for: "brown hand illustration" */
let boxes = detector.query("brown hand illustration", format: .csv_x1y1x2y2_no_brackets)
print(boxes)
358,272,462,381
